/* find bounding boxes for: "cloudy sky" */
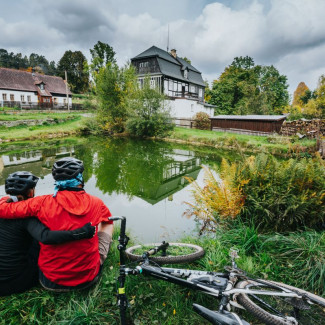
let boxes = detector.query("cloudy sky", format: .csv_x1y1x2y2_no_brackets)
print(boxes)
1,0,325,96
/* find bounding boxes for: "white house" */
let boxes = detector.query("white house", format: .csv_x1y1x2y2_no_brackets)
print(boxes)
131,46,215,121
0,68,72,108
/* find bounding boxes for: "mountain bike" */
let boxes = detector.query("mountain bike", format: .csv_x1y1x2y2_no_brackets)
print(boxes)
109,216,325,325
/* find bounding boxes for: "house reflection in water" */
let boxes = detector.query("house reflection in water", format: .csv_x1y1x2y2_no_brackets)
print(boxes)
0,147,75,186
136,149,201,205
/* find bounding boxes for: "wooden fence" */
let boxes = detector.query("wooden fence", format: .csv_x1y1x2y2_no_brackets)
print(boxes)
1,101,85,111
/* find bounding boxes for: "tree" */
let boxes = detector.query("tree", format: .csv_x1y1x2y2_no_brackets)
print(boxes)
57,50,89,93
0,49,29,69
180,56,191,64
90,41,116,71
126,76,174,137
292,82,309,107
300,89,317,105
208,56,289,115
96,62,136,133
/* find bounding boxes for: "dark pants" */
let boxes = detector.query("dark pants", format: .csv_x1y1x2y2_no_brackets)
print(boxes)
0,241,40,296
39,266,103,292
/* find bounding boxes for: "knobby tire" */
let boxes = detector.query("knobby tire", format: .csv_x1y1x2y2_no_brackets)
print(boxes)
125,242,204,264
236,279,325,325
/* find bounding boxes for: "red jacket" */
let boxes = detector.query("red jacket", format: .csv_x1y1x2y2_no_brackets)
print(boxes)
0,191,112,286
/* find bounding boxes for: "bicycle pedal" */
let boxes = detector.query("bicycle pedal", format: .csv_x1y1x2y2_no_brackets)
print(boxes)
285,297,310,310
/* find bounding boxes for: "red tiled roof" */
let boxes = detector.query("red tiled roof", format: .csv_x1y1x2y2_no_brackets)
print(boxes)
0,68,71,95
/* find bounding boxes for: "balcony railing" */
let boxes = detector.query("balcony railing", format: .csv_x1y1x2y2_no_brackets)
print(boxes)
169,91,199,99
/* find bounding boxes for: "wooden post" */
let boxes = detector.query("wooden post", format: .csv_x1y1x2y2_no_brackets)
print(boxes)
65,70,70,111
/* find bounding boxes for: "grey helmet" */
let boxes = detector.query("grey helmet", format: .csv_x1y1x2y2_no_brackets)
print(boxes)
52,157,84,181
5,171,39,195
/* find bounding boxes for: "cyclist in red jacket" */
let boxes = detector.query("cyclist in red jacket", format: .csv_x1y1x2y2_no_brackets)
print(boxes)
0,157,114,292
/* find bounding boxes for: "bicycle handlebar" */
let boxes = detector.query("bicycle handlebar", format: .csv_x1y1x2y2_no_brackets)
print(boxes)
142,241,169,260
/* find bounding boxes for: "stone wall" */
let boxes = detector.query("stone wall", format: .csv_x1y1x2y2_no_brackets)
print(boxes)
0,117,74,128
280,119,325,138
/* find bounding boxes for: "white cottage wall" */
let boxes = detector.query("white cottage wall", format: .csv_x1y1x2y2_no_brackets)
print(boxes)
168,98,214,119
0,89,37,107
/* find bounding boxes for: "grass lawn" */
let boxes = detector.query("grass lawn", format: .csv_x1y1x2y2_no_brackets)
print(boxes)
169,127,316,156
0,226,322,325
0,115,89,141
0,111,84,121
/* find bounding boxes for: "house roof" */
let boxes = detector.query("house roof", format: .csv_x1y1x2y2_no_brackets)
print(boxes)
131,45,206,87
210,115,287,121
132,45,179,65
0,68,71,95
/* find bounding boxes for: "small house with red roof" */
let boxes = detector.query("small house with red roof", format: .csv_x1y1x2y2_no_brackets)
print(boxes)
0,68,72,108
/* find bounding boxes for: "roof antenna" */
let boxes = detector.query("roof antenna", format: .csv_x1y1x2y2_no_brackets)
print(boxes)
167,24,169,52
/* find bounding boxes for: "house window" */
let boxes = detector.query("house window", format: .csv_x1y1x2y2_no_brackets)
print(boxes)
199,88,203,98
40,84,44,90
27,95,31,102
139,62,149,68
169,80,173,91
53,98,58,104
10,94,14,101
150,78,155,89
164,80,168,94
190,85,196,93
21,95,25,102
63,98,66,105
2,94,7,101
184,69,188,79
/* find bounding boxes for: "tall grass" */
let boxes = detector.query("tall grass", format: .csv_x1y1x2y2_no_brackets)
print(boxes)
185,153,325,232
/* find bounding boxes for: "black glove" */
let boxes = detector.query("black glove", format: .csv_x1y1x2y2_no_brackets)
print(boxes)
71,222,96,240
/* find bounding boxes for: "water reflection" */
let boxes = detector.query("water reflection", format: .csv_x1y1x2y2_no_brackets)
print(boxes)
0,137,239,242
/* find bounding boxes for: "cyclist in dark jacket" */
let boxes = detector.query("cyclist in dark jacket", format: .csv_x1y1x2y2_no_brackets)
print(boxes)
0,171,95,296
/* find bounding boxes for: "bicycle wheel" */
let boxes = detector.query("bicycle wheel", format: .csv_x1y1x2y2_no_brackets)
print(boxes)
125,242,204,264
236,279,325,325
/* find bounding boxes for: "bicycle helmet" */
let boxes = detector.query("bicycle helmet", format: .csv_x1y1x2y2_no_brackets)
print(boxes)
52,157,84,181
5,171,39,196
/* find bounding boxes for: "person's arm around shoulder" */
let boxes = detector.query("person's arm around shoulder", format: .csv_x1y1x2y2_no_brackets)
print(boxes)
26,218,96,245
0,195,45,219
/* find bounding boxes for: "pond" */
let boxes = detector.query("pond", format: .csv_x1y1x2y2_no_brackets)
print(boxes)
0,137,240,242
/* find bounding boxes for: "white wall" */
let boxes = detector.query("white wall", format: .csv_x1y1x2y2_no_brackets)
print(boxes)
53,95,72,106
168,98,214,119
0,89,72,107
0,89,37,106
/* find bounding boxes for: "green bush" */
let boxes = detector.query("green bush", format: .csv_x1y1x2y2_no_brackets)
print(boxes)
126,76,174,138
126,116,173,137
79,118,103,135
238,154,325,232
193,112,211,130
83,99,97,110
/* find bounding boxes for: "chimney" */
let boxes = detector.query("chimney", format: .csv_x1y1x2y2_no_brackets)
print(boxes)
170,49,177,58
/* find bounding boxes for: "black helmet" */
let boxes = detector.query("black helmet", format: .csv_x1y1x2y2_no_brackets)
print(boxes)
52,157,84,181
5,171,39,195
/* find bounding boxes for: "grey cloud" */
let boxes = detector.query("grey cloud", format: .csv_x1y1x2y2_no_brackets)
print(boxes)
1,0,325,94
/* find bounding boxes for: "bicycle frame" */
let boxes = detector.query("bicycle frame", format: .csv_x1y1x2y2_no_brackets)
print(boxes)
110,216,302,325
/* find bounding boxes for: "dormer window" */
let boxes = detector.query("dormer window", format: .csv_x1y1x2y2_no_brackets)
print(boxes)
39,83,44,90
184,69,188,79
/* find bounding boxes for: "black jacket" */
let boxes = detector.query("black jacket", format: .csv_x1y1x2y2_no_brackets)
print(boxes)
0,217,93,282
